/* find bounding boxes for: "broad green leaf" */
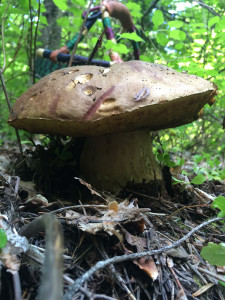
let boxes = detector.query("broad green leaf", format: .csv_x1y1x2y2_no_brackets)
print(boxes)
105,40,129,54
201,243,225,265
220,170,225,180
208,16,220,28
215,18,225,31
0,4,24,14
191,174,206,185
120,32,144,42
39,15,48,26
213,196,225,212
156,33,168,46
168,21,184,28
71,0,85,5
175,43,183,50
126,3,142,18
152,10,164,27
170,30,186,41
52,0,67,10
18,0,29,12
0,229,7,249
205,69,219,76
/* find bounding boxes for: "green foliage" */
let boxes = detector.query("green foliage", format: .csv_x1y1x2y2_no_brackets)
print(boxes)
190,174,206,185
0,229,7,249
213,196,225,212
52,0,68,10
120,32,144,42
201,243,225,265
200,196,225,276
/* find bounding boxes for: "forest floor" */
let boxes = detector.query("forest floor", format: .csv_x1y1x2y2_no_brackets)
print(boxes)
0,139,225,300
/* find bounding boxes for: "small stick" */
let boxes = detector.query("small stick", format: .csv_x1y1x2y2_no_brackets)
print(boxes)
86,26,107,65
63,217,223,300
197,266,225,283
165,204,210,221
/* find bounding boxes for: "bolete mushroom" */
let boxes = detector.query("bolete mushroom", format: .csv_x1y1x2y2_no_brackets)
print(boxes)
8,61,217,192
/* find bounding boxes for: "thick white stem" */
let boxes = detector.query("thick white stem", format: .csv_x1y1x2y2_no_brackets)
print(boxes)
80,129,162,193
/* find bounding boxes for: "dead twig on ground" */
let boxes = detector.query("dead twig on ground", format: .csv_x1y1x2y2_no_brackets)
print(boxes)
63,216,223,300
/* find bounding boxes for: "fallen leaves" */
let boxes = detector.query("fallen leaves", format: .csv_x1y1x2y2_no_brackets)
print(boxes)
65,199,150,240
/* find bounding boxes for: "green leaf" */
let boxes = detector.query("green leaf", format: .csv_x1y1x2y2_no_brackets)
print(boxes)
170,30,186,41
191,174,206,185
120,32,144,42
213,196,225,212
0,229,7,249
152,10,164,27
168,20,184,28
220,169,225,180
18,0,29,11
208,16,220,28
52,0,67,10
215,18,225,31
39,15,48,26
175,43,183,50
201,243,225,265
105,40,129,54
156,33,168,46
205,69,219,76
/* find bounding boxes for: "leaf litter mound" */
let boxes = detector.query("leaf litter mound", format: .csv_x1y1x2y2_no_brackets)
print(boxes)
0,140,225,300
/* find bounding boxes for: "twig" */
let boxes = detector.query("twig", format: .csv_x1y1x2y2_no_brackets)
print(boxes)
68,0,94,67
7,270,22,300
86,26,107,65
193,0,220,16
99,243,137,300
197,266,225,283
51,204,108,214
165,204,210,221
63,217,223,300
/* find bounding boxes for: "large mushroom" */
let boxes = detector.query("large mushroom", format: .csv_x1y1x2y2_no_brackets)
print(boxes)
8,61,217,192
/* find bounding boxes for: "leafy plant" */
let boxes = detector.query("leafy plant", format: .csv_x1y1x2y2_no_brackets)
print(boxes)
200,196,225,286
0,229,7,249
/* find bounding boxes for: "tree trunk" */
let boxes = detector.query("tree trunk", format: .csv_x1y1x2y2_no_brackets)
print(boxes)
39,0,62,49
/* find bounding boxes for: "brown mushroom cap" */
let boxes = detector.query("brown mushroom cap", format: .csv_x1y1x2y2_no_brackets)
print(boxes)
8,61,217,136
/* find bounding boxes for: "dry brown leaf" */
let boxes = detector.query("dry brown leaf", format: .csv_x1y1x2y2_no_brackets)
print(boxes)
134,256,158,281
192,283,214,297
1,253,20,271
65,200,149,239
122,228,146,252
24,194,48,206
217,265,225,274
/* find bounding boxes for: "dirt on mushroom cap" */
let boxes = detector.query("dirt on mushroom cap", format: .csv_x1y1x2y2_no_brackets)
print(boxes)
8,60,217,137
